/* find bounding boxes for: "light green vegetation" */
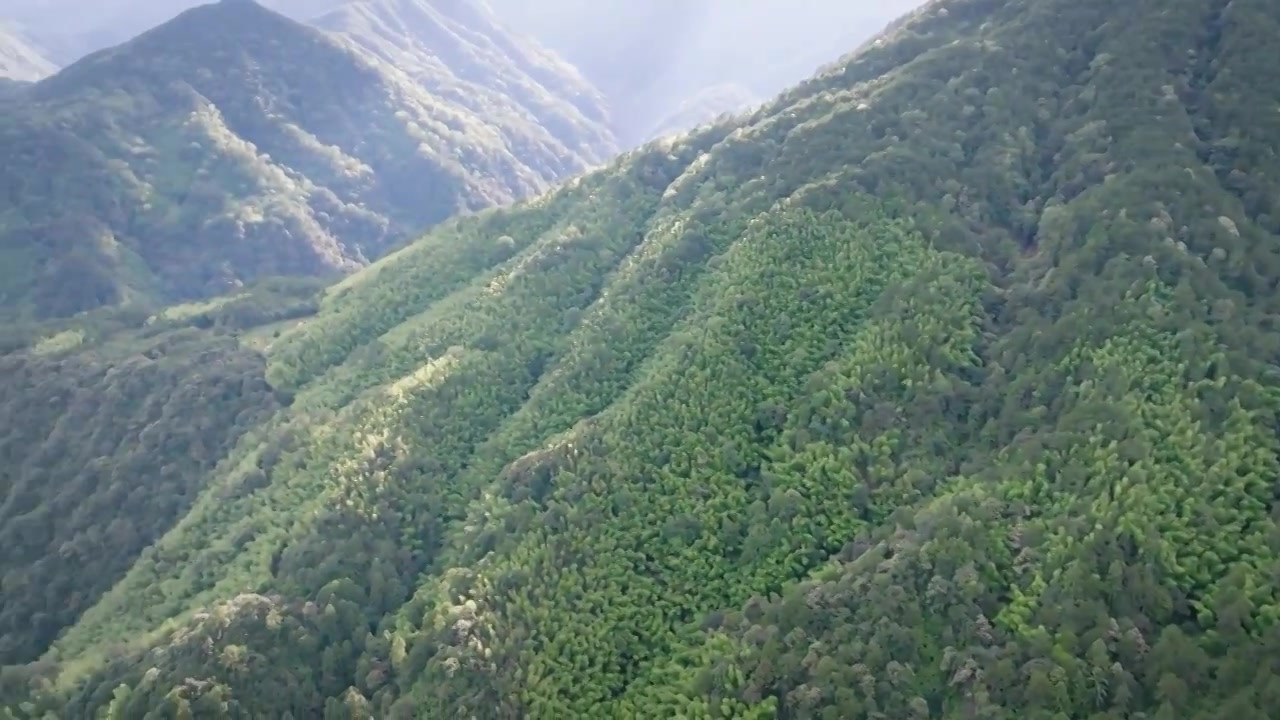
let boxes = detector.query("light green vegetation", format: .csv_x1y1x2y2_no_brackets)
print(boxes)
3,0,1280,717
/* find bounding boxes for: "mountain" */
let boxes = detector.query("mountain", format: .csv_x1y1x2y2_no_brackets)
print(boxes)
0,23,55,81
311,0,611,160
7,0,923,144
0,322,288,665
2,0,345,64
0,0,615,325
5,0,1280,716
485,0,927,142
641,83,761,142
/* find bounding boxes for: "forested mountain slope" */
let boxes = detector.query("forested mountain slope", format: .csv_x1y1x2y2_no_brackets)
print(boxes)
5,0,1280,716
0,0,615,324
311,0,611,168
0,326,287,667
0,24,55,81
6,0,920,145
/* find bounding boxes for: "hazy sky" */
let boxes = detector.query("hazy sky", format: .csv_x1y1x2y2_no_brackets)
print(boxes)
489,0,928,138
488,0,925,91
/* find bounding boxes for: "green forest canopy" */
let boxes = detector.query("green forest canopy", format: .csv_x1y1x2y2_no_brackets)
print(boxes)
2,0,1280,716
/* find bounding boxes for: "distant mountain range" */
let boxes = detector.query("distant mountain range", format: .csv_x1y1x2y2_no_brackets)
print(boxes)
0,0,616,323
485,0,924,141
4,0,925,144
312,0,611,153
0,0,930,329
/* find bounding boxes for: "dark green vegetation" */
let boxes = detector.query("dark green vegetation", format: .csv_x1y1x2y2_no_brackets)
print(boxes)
0,0,615,324
0,276,327,673
0,24,54,81
5,0,1280,716
0,330,283,666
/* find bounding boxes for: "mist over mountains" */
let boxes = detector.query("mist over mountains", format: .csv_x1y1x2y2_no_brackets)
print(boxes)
3,0,925,142
486,0,924,140
0,22,55,81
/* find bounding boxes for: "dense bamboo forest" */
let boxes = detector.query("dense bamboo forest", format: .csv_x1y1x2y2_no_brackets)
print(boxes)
2,0,1280,716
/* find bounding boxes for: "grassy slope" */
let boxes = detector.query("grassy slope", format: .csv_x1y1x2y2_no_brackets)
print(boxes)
5,0,1280,716
483,0,923,144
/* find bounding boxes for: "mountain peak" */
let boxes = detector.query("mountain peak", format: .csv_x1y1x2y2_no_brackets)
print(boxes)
0,0,616,323
34,0,331,98
145,0,295,38
192,0,274,17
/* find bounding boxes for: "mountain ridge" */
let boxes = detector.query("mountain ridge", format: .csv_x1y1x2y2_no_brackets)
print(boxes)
5,0,925,145
4,0,1280,716
0,0,616,325
311,0,612,173
0,22,55,81
0,0,618,667
484,0,924,142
